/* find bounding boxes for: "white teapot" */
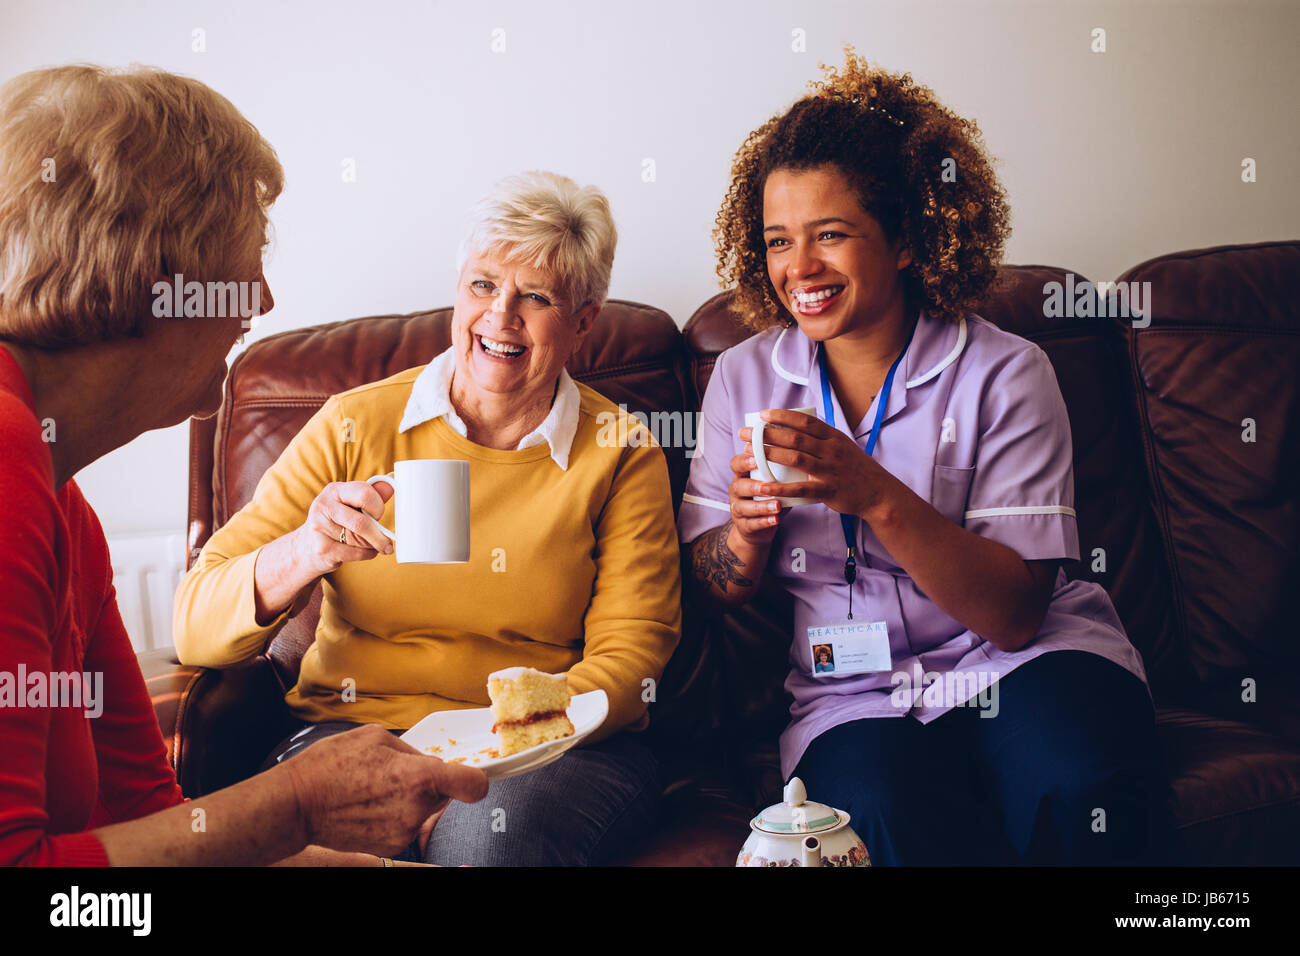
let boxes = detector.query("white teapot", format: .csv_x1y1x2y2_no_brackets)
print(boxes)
737,777,870,867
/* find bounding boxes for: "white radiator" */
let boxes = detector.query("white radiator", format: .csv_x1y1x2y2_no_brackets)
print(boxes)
107,532,188,653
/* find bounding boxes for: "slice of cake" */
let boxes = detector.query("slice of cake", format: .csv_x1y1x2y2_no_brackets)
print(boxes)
487,667,575,756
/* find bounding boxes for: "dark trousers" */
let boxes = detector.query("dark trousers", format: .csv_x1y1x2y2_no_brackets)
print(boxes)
793,650,1171,865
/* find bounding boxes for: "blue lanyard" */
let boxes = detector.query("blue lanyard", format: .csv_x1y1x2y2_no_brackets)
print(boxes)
816,318,916,618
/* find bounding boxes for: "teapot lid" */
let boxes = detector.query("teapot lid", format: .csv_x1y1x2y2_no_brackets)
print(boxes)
752,778,844,835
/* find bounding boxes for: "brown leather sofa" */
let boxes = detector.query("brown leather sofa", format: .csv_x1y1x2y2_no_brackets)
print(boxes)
141,240,1300,865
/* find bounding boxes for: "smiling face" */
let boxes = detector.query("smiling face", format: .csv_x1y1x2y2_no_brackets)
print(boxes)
451,247,596,413
762,164,912,348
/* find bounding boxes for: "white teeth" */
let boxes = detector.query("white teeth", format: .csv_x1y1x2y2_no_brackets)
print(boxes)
480,336,525,356
793,287,843,305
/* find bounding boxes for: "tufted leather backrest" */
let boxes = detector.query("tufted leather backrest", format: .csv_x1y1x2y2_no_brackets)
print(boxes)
1116,241,1300,740
187,301,691,687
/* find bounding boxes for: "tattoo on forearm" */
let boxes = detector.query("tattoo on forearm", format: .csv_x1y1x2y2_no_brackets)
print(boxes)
691,519,753,594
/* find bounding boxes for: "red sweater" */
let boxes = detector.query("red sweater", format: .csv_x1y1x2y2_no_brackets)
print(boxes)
0,348,185,865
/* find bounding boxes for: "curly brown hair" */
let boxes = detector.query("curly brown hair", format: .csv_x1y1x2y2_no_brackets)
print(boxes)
714,49,1011,331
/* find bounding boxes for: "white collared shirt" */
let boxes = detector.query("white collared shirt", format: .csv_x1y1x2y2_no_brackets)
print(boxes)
397,347,580,470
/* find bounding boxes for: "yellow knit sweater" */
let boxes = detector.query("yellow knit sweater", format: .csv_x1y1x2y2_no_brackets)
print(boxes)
172,366,681,742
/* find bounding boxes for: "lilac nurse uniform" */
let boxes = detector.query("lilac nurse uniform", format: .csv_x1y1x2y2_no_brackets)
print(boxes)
677,309,1151,781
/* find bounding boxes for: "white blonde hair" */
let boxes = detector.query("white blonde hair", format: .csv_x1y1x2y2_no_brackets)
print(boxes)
455,170,617,309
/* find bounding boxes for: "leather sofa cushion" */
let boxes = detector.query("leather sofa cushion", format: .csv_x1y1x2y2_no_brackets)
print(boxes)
1157,706,1300,864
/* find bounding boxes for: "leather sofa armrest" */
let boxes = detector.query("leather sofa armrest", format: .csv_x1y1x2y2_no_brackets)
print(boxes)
138,647,298,798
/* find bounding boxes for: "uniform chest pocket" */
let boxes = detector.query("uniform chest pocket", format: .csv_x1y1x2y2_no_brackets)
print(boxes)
931,464,975,526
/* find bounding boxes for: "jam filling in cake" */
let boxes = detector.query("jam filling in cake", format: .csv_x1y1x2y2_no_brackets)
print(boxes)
486,667,575,756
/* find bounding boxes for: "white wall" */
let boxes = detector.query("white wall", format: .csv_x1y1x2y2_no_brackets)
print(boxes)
2,0,1297,539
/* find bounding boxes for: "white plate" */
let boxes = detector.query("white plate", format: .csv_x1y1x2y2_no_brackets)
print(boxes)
399,690,608,781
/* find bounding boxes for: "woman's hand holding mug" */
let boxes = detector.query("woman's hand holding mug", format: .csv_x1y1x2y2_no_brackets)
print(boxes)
727,442,786,550
252,479,395,624
727,406,819,551
688,414,802,606
253,460,470,624
743,408,894,520
291,479,396,576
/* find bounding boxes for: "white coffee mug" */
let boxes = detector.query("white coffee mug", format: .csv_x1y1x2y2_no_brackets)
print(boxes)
365,459,470,564
746,407,818,507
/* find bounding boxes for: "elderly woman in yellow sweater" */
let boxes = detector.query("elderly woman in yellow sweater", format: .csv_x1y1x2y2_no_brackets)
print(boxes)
173,171,681,866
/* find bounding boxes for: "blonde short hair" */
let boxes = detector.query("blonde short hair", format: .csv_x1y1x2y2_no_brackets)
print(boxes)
456,171,617,309
0,64,283,348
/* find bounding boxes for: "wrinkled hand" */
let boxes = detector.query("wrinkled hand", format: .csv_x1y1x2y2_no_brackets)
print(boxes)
740,409,890,519
282,725,489,858
291,479,396,576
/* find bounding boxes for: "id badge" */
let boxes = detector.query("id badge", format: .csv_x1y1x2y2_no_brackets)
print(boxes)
807,620,891,677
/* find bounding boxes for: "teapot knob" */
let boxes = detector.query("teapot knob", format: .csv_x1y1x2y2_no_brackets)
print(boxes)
783,777,807,806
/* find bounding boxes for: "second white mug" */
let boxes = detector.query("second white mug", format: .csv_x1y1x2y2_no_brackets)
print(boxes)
365,459,470,564
746,407,818,507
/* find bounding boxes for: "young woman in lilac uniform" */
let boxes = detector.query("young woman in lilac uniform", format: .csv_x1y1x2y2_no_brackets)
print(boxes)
679,52,1167,865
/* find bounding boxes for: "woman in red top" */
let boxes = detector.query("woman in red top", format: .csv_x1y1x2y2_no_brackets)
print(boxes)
0,64,487,866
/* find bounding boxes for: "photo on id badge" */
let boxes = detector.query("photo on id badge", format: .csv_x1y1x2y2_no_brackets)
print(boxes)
807,619,891,678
